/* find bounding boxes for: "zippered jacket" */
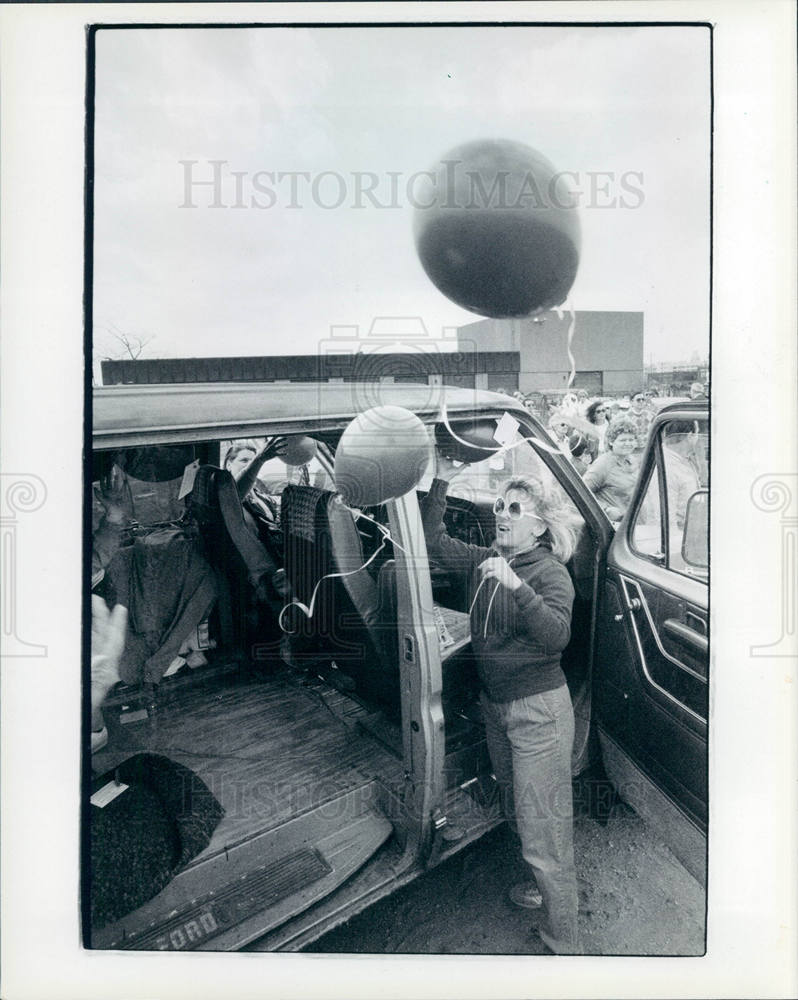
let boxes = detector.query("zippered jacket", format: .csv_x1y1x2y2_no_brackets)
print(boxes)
421,478,575,703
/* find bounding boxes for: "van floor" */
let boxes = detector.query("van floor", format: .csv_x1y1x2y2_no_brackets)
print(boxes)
91,662,408,863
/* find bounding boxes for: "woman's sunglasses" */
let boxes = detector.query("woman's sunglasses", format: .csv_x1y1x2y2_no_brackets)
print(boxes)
493,497,542,521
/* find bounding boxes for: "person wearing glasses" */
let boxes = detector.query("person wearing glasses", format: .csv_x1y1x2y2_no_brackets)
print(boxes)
421,451,578,954
583,399,610,458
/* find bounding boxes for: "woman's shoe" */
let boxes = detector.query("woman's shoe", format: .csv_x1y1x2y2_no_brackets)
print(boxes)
509,881,543,909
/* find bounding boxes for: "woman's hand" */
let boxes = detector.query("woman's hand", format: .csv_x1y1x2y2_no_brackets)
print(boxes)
94,464,133,526
260,436,288,462
435,449,466,482
478,556,523,592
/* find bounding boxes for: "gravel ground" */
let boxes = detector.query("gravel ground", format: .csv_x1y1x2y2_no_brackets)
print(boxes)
306,777,705,957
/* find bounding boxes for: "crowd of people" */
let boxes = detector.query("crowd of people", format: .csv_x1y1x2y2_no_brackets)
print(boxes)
507,386,706,524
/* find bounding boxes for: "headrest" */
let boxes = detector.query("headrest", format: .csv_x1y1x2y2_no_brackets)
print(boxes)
282,484,330,544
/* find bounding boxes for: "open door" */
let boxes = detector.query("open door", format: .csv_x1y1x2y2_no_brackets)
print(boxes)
593,408,709,882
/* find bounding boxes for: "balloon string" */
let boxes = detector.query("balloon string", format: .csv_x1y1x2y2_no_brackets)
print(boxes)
351,507,409,556
554,300,577,390
278,503,406,633
439,389,567,461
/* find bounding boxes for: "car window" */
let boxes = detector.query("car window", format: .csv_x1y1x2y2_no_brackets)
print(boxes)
420,424,581,514
218,437,335,494
630,464,664,561
630,417,708,580
93,446,195,529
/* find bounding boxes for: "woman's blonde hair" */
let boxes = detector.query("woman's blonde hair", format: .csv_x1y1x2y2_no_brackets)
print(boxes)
505,477,576,564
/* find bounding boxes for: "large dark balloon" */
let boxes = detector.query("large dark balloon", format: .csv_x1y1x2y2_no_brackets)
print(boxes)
413,139,580,318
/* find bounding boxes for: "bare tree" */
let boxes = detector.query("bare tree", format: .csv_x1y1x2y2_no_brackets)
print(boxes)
99,323,155,361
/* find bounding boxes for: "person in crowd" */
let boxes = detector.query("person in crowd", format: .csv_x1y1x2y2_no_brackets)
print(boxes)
90,594,128,752
583,399,610,458
560,392,580,416
583,417,641,522
689,382,708,400
548,413,592,474
421,453,579,954
628,390,653,453
548,412,574,457
663,420,702,527
609,398,631,422
223,437,287,501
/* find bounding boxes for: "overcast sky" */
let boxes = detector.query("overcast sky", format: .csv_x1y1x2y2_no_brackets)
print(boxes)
93,25,710,370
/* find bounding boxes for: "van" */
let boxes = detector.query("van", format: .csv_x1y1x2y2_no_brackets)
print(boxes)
87,381,708,951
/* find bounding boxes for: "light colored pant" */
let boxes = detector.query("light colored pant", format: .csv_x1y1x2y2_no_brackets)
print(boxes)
481,684,579,954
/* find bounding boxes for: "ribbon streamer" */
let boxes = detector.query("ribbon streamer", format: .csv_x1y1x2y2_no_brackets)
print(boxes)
554,299,577,390
278,504,406,633
439,392,569,461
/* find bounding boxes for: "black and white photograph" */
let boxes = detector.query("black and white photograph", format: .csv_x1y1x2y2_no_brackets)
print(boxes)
85,20,712,957
1,3,796,999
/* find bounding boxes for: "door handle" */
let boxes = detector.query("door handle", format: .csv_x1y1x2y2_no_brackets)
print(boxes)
685,610,707,635
663,618,709,655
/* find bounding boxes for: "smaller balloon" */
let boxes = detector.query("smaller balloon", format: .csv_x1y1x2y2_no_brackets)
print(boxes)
280,435,318,467
434,419,500,465
334,406,431,507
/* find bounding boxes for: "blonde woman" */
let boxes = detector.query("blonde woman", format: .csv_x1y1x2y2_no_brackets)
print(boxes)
421,454,578,954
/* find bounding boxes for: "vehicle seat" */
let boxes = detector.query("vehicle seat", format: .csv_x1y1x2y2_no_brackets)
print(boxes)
281,484,401,718
187,466,285,653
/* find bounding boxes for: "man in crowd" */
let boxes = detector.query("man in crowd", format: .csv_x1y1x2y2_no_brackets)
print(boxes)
662,421,702,529
628,390,653,453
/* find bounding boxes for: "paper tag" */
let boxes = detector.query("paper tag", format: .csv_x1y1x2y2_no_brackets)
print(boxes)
91,780,129,808
177,459,201,500
494,413,520,447
433,605,455,649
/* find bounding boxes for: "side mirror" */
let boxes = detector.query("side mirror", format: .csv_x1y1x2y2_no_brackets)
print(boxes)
682,489,708,569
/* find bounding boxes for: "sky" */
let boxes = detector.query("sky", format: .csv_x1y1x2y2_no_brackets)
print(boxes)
93,25,711,372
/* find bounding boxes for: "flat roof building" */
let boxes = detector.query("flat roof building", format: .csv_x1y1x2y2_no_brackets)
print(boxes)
457,310,645,397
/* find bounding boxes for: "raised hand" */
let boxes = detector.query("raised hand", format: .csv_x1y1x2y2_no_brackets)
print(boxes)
435,448,466,482
260,436,288,461
94,464,133,525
